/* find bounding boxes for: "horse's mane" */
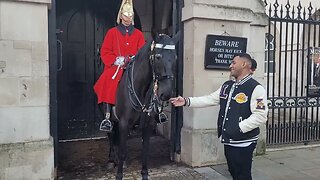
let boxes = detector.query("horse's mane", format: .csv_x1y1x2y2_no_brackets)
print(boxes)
134,39,153,60
135,34,175,60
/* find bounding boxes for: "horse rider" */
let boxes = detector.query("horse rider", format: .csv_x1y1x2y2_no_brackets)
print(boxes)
94,0,145,132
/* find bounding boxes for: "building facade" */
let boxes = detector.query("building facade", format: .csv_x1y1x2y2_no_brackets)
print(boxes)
1,0,319,179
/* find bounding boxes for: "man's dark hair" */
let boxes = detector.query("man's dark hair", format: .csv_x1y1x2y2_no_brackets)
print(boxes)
251,58,257,71
234,53,257,71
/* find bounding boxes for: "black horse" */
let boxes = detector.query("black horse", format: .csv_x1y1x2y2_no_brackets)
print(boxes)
107,33,180,180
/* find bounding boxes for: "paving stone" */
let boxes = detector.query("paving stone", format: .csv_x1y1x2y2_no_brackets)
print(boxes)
210,164,232,179
251,169,274,180
253,156,279,167
255,162,311,179
264,150,296,160
299,167,320,179
289,147,320,159
194,167,228,180
271,156,318,171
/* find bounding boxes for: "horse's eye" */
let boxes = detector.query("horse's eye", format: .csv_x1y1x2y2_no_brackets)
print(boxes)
155,54,162,59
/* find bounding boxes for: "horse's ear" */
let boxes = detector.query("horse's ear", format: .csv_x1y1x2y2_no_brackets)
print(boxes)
172,31,181,44
155,33,162,42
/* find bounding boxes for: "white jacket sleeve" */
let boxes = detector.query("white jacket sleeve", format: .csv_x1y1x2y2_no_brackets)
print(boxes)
188,87,221,108
239,85,268,133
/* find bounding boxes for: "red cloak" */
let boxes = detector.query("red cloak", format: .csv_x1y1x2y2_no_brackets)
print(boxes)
94,25,145,104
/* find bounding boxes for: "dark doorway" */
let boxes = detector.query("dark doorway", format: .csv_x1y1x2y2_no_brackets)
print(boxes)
56,0,145,141
56,0,119,140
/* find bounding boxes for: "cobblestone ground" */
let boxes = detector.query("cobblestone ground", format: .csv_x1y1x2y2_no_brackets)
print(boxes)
58,136,204,180
92,165,204,180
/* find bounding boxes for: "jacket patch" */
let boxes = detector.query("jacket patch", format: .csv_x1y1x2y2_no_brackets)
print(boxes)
234,93,248,104
219,84,229,99
256,99,266,109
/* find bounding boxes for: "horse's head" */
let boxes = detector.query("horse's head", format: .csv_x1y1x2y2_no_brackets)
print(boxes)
151,32,180,101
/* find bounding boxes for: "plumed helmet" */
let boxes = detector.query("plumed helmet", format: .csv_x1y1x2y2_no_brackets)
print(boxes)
117,0,134,25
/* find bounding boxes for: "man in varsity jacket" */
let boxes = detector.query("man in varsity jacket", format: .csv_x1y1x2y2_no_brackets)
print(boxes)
170,53,268,180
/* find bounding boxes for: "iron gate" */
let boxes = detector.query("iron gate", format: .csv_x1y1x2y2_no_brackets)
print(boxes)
265,0,320,146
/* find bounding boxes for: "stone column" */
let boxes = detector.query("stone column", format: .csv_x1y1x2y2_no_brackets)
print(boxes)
0,0,54,179
181,0,268,166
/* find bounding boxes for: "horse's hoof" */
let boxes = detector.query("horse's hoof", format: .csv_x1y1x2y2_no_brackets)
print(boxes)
123,161,127,169
116,174,123,180
106,162,115,170
141,170,148,180
142,174,148,180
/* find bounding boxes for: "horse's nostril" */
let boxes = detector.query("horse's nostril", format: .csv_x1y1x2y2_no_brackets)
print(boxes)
160,93,170,101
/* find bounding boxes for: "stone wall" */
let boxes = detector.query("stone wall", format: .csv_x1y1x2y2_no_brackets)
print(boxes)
0,0,54,179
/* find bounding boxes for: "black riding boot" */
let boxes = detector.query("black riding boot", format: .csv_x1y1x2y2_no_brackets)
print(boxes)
99,103,113,132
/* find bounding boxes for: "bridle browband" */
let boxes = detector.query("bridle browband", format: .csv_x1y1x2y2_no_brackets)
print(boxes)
126,38,175,117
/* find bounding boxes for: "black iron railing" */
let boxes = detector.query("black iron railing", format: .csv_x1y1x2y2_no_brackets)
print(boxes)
264,0,320,145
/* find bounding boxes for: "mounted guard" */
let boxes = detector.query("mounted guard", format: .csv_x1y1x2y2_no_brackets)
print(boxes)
93,0,145,132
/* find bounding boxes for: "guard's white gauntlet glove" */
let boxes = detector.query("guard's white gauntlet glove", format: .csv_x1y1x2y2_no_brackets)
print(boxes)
114,56,125,66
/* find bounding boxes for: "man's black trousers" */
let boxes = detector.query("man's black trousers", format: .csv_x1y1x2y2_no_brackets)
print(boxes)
224,143,256,180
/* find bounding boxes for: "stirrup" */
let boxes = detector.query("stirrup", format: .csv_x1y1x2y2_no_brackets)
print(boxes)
100,119,113,132
100,112,113,132
158,112,168,124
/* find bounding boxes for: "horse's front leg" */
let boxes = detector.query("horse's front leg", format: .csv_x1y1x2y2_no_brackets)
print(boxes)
116,121,128,180
141,117,153,180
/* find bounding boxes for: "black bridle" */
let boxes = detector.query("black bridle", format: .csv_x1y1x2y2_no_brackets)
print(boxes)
126,40,175,116
150,53,175,82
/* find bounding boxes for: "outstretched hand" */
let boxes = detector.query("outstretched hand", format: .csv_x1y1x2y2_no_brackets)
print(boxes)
169,96,185,107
